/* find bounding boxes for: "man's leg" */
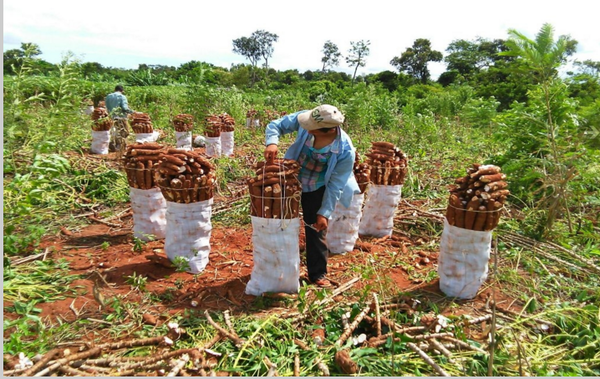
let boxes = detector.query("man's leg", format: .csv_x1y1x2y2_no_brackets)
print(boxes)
301,186,328,282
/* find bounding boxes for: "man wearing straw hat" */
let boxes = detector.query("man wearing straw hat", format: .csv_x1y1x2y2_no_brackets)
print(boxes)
264,105,360,288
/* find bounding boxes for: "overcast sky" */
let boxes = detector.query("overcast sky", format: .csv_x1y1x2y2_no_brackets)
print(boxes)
4,0,599,79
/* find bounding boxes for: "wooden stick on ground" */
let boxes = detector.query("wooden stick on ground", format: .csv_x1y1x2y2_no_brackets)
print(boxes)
372,293,382,337
294,353,300,377
336,303,372,346
294,339,329,376
33,347,102,377
429,338,456,363
407,342,450,377
204,310,244,347
21,348,60,377
167,354,190,377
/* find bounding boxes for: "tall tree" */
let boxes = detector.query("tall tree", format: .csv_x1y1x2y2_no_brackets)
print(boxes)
232,30,278,86
444,38,507,77
232,36,261,85
390,38,443,84
321,40,341,71
252,30,278,72
4,42,43,75
346,40,370,84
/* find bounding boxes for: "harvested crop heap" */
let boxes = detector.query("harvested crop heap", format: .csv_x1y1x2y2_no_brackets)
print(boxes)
130,112,154,133
219,113,235,132
246,109,258,119
123,143,165,189
366,142,408,185
172,114,194,132
353,152,371,193
248,159,301,219
204,115,222,137
91,107,112,131
445,163,509,231
155,149,216,203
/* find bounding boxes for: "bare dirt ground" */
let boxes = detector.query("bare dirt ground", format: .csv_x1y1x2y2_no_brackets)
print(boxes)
3,148,526,375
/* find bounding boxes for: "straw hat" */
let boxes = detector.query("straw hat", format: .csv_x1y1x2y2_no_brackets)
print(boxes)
297,104,344,131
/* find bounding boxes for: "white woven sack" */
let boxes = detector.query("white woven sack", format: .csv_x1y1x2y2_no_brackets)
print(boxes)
175,131,192,150
205,136,222,157
221,131,234,156
135,131,160,143
358,185,403,238
327,193,365,255
245,217,301,296
130,187,167,241
165,199,213,274
90,130,110,154
246,118,260,127
438,218,492,299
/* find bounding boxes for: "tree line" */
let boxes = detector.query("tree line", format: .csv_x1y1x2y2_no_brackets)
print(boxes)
4,25,599,112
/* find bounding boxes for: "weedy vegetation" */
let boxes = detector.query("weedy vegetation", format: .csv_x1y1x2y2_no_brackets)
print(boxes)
3,24,600,376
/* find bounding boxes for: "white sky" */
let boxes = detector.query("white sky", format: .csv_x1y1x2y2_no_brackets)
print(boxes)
3,0,600,79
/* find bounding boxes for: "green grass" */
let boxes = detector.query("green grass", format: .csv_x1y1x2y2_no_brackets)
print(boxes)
3,71,600,376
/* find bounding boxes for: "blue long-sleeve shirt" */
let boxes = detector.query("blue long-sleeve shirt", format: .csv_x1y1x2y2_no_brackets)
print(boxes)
265,110,360,219
105,91,133,118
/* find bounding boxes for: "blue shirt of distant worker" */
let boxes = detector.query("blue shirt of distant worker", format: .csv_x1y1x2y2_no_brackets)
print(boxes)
105,85,133,119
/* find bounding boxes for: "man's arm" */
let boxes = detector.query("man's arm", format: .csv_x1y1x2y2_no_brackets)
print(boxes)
121,95,133,114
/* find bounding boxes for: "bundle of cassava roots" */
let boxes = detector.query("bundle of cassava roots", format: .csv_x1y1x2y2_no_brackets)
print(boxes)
366,141,408,185
353,152,371,193
173,114,195,132
91,107,113,131
203,113,236,134
130,112,154,133
123,143,164,190
445,163,509,231
155,148,216,203
204,115,223,137
248,159,301,219
219,113,235,132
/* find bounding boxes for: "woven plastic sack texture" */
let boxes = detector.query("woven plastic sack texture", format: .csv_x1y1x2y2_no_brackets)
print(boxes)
221,131,234,156
438,218,492,299
327,193,365,255
165,199,213,274
90,130,110,154
206,136,222,157
358,185,402,237
175,131,192,150
130,187,167,241
135,131,160,143
245,217,301,296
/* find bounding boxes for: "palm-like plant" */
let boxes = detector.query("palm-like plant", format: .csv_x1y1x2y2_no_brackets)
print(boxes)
499,23,580,237
500,23,575,83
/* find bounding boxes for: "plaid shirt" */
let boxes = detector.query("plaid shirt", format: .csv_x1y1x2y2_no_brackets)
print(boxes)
297,134,334,192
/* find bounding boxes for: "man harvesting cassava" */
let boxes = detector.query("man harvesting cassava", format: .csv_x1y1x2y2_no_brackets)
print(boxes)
264,105,360,288
105,85,134,152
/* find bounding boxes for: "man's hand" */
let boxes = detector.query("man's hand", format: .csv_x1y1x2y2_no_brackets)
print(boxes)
264,144,278,162
313,215,328,232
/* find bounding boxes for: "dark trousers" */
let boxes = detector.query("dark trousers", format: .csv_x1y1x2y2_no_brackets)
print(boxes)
301,186,328,282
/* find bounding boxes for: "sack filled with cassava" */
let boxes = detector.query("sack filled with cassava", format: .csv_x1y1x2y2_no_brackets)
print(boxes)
437,218,492,299
164,199,213,274
90,130,110,154
327,193,365,255
130,187,167,241
245,217,301,296
358,184,402,238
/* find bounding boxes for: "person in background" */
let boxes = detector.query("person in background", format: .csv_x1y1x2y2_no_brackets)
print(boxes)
105,85,134,152
264,105,360,288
